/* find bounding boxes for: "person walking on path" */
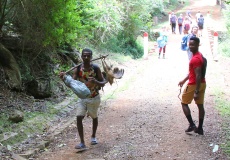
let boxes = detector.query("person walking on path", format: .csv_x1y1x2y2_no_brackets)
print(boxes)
186,8,192,18
157,27,168,59
197,14,205,37
178,37,206,135
186,26,198,60
170,12,177,34
59,48,107,150
195,11,201,23
178,14,184,35
183,16,191,35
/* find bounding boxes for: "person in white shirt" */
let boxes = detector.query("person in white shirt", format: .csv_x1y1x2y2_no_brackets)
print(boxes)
195,11,201,23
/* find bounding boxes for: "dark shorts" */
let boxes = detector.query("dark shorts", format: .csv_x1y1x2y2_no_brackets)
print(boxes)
198,24,203,29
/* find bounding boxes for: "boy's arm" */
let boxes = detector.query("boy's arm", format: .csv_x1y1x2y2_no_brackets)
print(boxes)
88,66,107,87
194,67,202,92
72,68,78,80
178,74,189,87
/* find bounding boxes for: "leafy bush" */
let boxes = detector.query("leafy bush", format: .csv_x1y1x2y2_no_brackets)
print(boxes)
218,31,230,57
219,4,230,57
214,90,230,156
101,33,144,59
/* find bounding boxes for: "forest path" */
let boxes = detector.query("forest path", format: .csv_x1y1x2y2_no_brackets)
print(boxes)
37,1,229,160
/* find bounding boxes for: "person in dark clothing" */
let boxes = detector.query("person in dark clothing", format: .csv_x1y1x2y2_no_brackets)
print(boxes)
170,12,177,34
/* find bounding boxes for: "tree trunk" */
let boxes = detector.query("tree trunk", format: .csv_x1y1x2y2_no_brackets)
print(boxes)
0,43,22,90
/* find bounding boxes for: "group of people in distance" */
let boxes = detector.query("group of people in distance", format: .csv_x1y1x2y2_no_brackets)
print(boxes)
157,9,205,59
169,10,204,37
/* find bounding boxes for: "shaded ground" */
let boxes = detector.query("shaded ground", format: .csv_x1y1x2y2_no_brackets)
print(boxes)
35,1,230,160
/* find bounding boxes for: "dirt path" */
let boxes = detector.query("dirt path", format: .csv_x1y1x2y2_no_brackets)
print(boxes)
37,1,229,160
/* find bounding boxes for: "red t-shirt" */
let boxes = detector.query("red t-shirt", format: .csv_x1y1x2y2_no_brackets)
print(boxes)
188,52,206,85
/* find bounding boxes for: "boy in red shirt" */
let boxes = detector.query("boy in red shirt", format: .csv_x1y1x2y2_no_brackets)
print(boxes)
178,37,206,135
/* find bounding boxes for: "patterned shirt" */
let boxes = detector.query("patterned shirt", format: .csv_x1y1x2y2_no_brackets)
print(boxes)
77,64,100,98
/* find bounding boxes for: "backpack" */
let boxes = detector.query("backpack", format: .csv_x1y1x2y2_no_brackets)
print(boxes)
181,34,196,51
198,17,204,25
178,17,183,25
181,35,189,51
184,23,190,31
201,55,207,79
170,15,176,23
157,36,167,48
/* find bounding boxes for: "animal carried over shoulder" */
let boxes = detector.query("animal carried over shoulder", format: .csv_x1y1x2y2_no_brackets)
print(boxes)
61,55,125,98
101,57,124,85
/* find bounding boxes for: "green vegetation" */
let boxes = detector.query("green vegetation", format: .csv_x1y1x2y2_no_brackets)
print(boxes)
217,5,230,155
0,0,185,92
0,100,73,145
219,4,230,57
219,38,230,57
215,91,230,116
214,90,230,156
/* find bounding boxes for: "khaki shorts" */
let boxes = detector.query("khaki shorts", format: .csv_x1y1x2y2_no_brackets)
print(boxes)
76,95,101,119
181,83,206,104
